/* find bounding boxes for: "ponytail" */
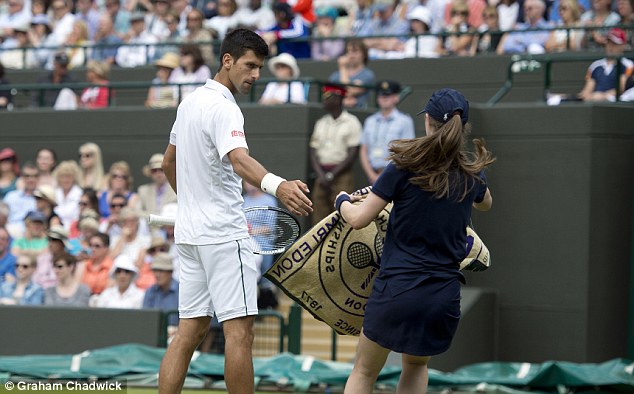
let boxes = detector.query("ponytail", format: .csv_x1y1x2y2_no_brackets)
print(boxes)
388,114,495,200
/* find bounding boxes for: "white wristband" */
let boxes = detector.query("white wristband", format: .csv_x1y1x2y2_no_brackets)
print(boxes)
261,173,286,197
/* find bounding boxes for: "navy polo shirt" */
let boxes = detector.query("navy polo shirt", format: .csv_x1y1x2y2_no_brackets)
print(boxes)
372,163,487,293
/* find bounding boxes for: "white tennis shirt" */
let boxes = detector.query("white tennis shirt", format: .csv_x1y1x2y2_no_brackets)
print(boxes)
169,79,250,245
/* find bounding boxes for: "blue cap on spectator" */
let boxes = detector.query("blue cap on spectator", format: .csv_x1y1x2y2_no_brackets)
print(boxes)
24,210,47,223
316,6,338,20
418,88,469,125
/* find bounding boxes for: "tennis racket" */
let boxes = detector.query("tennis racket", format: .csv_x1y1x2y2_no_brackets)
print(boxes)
148,206,301,255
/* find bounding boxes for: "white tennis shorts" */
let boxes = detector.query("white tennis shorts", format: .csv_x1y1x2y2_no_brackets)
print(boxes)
177,239,259,322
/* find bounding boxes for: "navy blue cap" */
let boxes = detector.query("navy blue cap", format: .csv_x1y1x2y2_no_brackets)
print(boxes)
418,88,469,125
24,210,47,223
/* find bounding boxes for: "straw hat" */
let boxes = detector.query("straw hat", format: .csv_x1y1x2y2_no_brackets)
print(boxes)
34,185,57,207
143,153,164,177
155,52,180,69
46,225,70,249
151,252,174,271
268,53,300,78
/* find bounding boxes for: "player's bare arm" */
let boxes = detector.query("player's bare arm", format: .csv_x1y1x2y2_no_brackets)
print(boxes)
162,144,177,194
228,147,313,216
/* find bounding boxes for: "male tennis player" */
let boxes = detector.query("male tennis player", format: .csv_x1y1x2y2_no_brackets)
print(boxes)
159,29,313,394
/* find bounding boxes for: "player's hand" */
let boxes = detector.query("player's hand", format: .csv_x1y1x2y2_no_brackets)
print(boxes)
277,180,313,216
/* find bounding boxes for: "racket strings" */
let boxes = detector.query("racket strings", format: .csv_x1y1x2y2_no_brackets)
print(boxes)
246,209,300,254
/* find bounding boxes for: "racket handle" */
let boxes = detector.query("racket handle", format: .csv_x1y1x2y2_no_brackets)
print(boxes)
148,214,176,226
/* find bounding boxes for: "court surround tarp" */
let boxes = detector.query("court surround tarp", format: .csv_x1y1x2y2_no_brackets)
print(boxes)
0,344,632,392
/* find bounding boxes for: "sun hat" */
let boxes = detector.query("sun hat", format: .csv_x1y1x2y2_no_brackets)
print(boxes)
143,153,164,177
315,6,338,20
0,148,17,161
24,210,47,223
112,254,138,277
149,236,168,250
34,185,57,207
151,252,174,271
46,225,70,249
418,88,469,125
154,52,180,69
268,52,300,78
407,6,432,26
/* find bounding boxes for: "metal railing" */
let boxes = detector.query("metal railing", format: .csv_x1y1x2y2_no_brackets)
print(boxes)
486,52,634,105
0,25,631,70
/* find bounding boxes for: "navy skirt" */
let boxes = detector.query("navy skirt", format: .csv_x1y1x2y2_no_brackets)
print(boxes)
362,275,461,356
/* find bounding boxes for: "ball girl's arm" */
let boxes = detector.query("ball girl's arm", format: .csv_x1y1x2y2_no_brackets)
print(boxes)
335,191,388,230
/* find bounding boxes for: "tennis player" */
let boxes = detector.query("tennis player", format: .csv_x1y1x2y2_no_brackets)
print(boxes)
334,88,494,394
158,29,313,394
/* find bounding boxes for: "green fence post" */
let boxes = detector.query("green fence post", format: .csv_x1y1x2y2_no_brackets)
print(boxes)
287,302,302,354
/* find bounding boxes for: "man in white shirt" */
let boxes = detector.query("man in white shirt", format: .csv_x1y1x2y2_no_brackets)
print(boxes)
159,28,312,394
115,12,158,67
0,0,31,47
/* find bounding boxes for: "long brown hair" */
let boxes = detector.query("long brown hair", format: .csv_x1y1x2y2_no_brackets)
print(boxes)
388,114,495,201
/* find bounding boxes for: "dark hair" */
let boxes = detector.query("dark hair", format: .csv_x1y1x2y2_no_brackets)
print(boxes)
91,232,110,247
57,252,77,267
0,62,4,79
36,147,58,169
110,193,128,203
82,187,100,212
388,116,495,201
179,43,206,72
219,28,269,64
22,161,39,174
345,38,369,65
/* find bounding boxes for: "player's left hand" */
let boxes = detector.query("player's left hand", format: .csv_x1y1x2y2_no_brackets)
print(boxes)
277,180,313,216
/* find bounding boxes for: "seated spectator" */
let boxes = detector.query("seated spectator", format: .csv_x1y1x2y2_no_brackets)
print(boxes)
105,0,132,39
616,0,633,48
233,0,275,31
11,211,48,260
98,161,139,218
403,6,440,58
33,185,62,228
53,161,83,232
109,206,151,262
74,0,101,41
142,252,179,333
34,225,70,289
91,13,123,65
145,0,171,40
261,2,311,59
31,52,77,108
549,0,590,24
259,52,307,105
98,193,129,238
0,0,32,44
472,5,504,55
578,28,634,101
545,0,584,52
205,0,240,40
5,162,38,235
349,0,374,36
183,9,215,66
90,253,145,308
497,0,552,54
442,0,487,32
48,0,76,48
34,147,58,189
137,153,178,217
69,188,101,238
0,227,16,283
70,209,101,259
28,14,55,68
0,148,20,199
328,38,375,109
168,43,212,101
437,0,476,57
155,11,184,58
145,52,180,109
0,254,44,305
310,6,345,61
363,0,409,59
580,0,620,50
78,142,106,192
135,235,168,289
45,252,90,306
0,23,38,69
115,12,158,67
79,60,111,109
496,0,522,32
64,20,92,69
79,232,113,294
0,62,13,110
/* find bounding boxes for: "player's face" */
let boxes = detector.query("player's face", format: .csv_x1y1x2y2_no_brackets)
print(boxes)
227,50,264,95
